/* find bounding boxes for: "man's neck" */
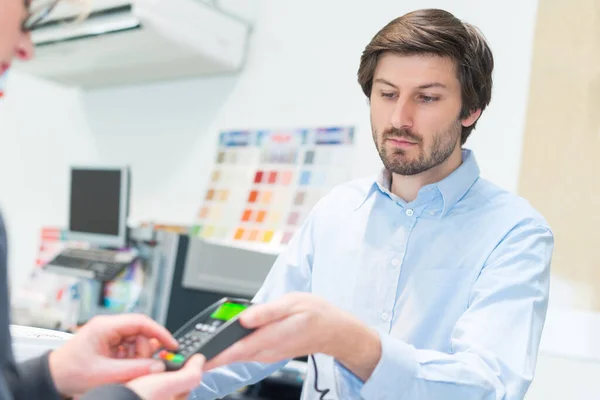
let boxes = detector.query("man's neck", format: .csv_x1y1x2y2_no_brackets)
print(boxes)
390,148,463,202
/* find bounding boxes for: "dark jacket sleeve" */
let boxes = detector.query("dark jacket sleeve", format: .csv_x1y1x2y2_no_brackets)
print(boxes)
80,385,141,400
0,213,62,400
7,353,62,400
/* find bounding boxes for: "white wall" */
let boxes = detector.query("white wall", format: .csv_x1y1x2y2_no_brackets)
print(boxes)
0,73,99,289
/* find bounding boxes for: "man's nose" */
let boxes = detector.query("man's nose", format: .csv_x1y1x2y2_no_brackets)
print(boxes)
390,99,414,130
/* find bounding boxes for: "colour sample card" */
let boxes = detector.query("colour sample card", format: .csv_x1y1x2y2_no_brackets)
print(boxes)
192,131,260,241
193,126,354,251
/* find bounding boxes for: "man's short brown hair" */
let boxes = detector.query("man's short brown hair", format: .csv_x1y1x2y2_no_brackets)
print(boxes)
358,9,494,144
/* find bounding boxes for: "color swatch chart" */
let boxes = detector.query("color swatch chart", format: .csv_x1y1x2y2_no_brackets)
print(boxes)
193,126,355,251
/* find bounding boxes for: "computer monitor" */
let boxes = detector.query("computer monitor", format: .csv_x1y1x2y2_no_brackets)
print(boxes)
67,165,131,248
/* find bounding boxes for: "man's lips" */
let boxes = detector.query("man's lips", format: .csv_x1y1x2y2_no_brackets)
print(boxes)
387,137,418,147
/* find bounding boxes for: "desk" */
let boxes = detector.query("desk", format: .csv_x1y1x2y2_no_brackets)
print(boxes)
10,325,73,362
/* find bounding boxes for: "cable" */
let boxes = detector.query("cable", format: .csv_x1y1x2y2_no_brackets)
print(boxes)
310,354,331,400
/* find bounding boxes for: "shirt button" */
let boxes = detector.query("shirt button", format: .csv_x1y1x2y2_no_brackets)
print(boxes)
406,209,414,216
381,312,390,322
391,258,399,267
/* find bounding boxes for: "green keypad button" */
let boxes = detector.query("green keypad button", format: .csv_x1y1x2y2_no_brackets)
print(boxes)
172,354,185,364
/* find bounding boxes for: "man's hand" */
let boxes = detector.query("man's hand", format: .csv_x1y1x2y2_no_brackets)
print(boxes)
204,293,382,381
49,314,178,397
126,354,205,400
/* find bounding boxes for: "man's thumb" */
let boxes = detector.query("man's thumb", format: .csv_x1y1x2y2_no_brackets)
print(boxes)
101,358,166,383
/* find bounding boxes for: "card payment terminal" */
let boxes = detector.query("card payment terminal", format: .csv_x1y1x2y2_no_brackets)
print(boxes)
154,297,254,371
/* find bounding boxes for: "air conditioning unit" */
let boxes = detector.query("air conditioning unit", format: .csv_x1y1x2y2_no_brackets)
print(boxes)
14,0,252,88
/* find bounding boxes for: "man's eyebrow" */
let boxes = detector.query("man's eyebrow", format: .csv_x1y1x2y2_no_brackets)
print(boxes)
373,79,448,90
373,78,397,89
417,82,448,90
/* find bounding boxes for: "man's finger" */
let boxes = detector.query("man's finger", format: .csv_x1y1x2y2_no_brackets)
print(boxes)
99,314,178,350
239,298,295,328
205,316,302,370
204,324,278,370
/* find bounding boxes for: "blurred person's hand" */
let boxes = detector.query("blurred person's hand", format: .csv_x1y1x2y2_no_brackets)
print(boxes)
49,314,178,397
126,354,205,400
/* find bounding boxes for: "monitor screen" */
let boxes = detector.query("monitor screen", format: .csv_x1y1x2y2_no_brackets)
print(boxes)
68,167,129,247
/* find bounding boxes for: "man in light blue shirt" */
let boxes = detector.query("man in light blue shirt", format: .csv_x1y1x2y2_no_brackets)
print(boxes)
191,8,553,400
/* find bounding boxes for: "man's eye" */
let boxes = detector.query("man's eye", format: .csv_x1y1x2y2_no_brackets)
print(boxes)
419,95,439,103
381,92,396,99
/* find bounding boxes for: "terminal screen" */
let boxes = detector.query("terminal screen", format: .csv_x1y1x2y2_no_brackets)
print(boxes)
210,302,248,321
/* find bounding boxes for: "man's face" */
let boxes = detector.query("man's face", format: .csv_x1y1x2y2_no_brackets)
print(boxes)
0,0,35,74
370,53,476,176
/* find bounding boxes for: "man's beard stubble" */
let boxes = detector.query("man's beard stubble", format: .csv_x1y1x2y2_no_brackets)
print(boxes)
373,120,462,176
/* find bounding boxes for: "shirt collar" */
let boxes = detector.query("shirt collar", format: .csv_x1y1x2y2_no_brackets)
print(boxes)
355,149,480,216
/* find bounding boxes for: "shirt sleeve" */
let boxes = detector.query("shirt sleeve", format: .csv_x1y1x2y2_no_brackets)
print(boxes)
335,221,553,400
189,206,318,399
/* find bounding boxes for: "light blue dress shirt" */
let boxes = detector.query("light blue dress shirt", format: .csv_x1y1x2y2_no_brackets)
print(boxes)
190,149,553,400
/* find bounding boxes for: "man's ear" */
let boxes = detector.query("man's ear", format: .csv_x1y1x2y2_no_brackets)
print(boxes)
461,109,482,128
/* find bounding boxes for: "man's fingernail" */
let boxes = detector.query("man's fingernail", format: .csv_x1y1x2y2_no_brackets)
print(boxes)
150,362,166,373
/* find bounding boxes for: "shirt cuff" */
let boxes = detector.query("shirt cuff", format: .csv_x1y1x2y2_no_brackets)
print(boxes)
359,330,418,399
333,360,364,398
